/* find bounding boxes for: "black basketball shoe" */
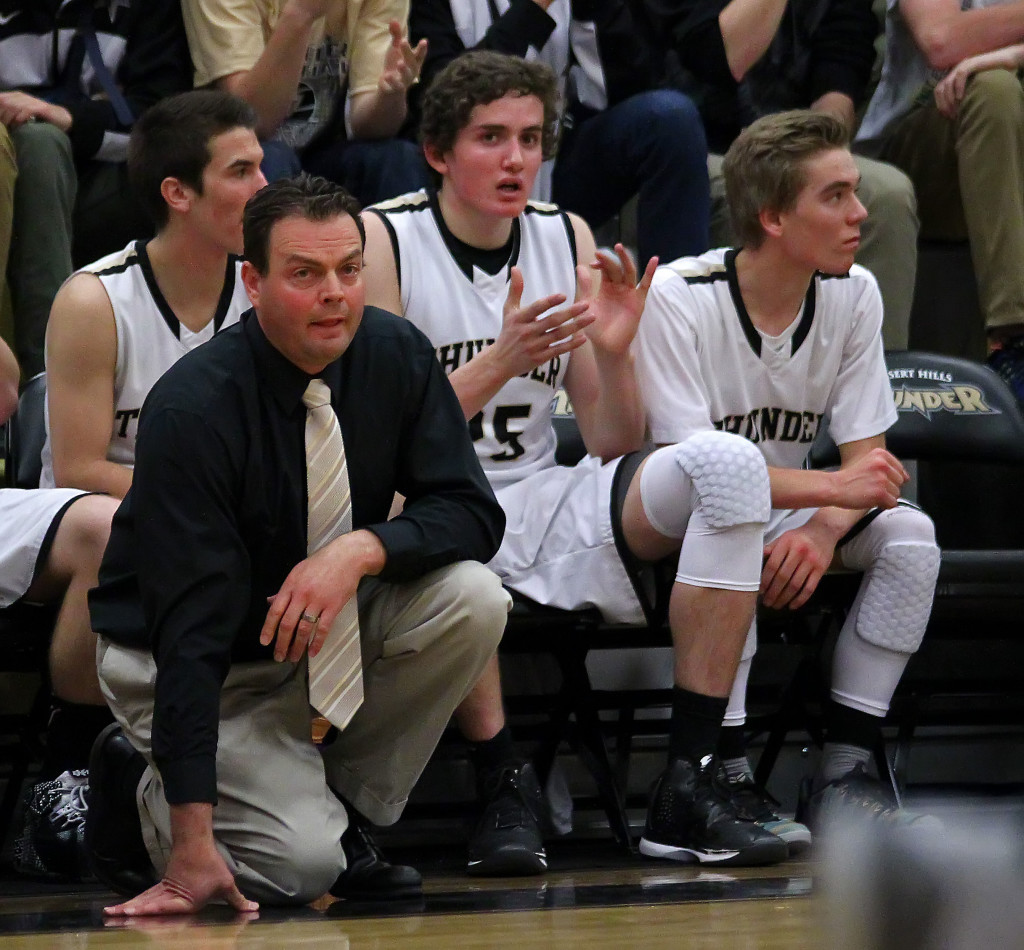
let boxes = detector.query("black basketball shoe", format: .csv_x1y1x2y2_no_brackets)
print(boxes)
639,755,788,866
467,761,548,876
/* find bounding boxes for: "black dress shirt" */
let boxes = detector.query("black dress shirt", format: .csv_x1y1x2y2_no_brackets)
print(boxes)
89,308,505,804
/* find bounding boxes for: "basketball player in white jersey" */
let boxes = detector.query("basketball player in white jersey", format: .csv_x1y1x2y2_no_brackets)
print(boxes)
1,89,265,878
635,111,941,839
364,52,792,871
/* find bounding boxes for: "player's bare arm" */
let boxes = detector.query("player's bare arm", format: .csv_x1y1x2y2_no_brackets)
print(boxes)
348,20,427,139
901,0,1024,71
361,210,406,314
103,803,257,917
562,214,653,463
208,0,328,138
45,274,133,499
767,435,907,513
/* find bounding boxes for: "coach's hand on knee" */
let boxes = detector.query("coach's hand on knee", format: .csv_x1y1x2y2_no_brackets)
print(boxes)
261,530,385,662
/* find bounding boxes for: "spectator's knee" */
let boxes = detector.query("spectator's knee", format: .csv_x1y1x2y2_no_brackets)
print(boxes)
637,90,708,162
10,120,73,165
960,68,1024,125
859,163,917,223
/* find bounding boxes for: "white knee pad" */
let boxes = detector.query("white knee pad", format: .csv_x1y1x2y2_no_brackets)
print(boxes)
640,431,771,538
842,505,940,655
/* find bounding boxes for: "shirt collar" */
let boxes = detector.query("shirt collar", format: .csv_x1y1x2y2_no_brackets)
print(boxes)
242,310,343,415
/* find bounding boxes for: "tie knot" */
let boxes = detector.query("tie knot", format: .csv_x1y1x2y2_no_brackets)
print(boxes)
302,378,332,410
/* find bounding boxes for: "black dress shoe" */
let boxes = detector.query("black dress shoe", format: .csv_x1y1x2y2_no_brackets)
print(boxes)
85,723,157,896
330,811,422,901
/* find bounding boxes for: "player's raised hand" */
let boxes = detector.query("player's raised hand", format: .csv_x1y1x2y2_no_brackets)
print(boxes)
577,245,657,357
488,266,594,379
833,447,908,510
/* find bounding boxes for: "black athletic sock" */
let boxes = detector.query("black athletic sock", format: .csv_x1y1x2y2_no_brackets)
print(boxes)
824,700,882,751
668,687,728,765
468,725,518,777
40,701,114,781
717,723,748,762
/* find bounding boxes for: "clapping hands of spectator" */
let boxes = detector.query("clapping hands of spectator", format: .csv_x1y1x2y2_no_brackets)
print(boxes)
379,19,428,95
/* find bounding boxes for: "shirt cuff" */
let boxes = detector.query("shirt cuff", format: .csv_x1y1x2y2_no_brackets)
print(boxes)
158,754,219,806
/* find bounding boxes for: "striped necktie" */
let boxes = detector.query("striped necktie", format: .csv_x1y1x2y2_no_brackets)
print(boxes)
302,378,363,729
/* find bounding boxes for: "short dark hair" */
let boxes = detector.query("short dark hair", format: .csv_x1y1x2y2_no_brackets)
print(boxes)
419,51,560,186
723,110,852,249
128,90,258,230
242,174,365,274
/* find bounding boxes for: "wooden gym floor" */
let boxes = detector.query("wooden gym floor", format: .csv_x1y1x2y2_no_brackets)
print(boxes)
0,840,821,949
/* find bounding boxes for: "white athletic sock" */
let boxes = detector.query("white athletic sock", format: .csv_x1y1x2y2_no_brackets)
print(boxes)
815,742,872,791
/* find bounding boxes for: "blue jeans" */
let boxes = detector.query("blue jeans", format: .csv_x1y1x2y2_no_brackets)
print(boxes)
260,140,302,183
302,137,429,208
552,90,710,267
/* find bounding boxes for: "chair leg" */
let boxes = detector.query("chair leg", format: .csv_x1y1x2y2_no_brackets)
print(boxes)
0,680,49,850
613,705,635,794
891,694,919,801
875,741,902,807
754,652,823,787
555,640,635,853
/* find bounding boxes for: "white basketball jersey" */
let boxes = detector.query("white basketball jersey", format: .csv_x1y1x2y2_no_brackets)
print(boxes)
39,241,250,487
370,190,578,490
636,248,897,469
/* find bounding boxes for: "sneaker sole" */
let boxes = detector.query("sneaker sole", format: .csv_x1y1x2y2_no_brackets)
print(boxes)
467,846,548,877
759,819,812,857
638,835,787,867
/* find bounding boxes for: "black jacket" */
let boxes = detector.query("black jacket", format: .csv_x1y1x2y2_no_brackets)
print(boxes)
644,0,878,151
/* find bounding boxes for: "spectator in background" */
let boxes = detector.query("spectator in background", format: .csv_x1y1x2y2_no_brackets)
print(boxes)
182,0,430,203
408,0,711,265
857,0,1024,400
0,1,192,376
646,0,919,351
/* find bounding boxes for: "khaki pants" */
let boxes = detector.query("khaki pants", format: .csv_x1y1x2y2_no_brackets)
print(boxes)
875,69,1024,335
97,560,509,905
708,152,919,350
